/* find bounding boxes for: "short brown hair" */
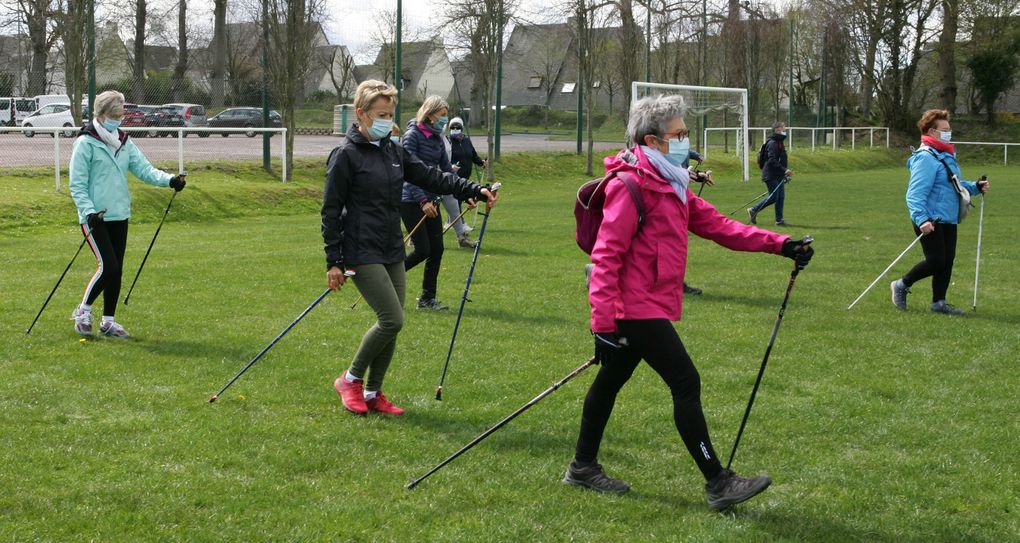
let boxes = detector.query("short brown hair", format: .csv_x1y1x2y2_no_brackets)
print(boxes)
917,109,950,134
354,80,397,112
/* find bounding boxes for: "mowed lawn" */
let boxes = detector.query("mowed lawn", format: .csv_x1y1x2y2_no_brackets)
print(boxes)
1,151,1017,542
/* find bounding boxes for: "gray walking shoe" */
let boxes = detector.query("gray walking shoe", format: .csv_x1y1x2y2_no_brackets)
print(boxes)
562,460,631,494
931,300,964,315
747,207,758,224
416,298,449,311
705,468,772,511
890,279,910,310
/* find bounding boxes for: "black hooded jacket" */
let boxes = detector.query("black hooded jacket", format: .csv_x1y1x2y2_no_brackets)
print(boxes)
321,123,488,269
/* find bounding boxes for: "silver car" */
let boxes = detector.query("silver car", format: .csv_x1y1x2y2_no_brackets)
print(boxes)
160,103,209,137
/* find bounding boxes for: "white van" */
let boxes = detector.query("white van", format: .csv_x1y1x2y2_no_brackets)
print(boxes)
34,94,71,109
0,97,37,126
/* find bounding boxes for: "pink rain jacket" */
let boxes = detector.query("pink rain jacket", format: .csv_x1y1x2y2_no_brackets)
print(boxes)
589,146,790,333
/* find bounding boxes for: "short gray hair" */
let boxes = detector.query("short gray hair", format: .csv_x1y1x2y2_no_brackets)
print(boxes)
771,121,785,131
626,94,687,147
94,90,125,118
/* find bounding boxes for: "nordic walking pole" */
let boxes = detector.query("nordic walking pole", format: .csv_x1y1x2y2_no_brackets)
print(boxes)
729,177,788,216
726,236,812,470
973,184,986,311
435,182,502,401
847,231,926,310
408,357,596,489
349,204,433,310
124,179,183,305
209,271,354,403
25,217,101,335
442,205,474,235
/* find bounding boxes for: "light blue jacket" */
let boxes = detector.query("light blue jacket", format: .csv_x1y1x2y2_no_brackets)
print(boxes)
905,146,979,226
69,131,173,224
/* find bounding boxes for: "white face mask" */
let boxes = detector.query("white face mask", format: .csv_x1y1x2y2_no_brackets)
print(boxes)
938,130,952,143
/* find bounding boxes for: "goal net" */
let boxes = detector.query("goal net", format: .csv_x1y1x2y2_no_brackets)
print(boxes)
631,82,750,182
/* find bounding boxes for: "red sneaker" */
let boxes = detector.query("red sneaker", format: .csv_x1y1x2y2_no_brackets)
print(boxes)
333,373,368,414
366,392,405,416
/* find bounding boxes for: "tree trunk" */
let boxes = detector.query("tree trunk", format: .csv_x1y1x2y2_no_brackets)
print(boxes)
173,0,189,101
26,2,48,96
133,0,147,103
211,0,228,107
617,0,640,115
937,0,958,113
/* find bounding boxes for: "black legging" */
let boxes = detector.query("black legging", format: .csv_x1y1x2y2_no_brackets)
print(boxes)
401,202,444,301
81,219,129,317
574,319,723,481
902,222,958,303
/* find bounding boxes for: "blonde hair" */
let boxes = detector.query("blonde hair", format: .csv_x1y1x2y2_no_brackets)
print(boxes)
390,122,402,136
94,90,125,118
917,109,950,135
354,80,397,112
416,95,449,124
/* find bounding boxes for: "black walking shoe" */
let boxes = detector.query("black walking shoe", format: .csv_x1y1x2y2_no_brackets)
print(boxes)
416,298,449,311
705,469,772,511
562,460,631,494
683,283,703,295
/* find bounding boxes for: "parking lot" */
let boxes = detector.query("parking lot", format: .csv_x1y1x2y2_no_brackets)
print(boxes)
0,132,624,169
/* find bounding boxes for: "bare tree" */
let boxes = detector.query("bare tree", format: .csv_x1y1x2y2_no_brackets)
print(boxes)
262,0,327,178
52,0,87,121
133,0,146,102
937,0,958,112
570,0,612,175
210,0,227,106
326,46,356,102
172,0,188,101
10,0,58,95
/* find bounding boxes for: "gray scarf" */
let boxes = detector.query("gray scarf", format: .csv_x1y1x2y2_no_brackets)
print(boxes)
640,145,689,204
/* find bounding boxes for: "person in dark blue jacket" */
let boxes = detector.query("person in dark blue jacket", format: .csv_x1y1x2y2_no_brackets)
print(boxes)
748,122,793,226
401,95,467,310
444,116,485,248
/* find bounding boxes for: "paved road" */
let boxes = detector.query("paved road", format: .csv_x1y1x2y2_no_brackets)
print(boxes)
0,132,625,168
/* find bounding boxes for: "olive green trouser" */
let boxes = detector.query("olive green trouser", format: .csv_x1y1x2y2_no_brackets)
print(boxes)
349,262,406,392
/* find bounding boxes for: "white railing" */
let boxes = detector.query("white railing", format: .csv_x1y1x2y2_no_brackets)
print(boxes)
0,125,289,190
702,126,890,159
952,141,1018,165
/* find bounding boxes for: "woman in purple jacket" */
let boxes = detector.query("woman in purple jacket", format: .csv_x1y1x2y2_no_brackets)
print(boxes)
563,94,814,511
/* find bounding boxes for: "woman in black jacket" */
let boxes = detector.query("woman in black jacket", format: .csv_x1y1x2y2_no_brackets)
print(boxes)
322,81,499,416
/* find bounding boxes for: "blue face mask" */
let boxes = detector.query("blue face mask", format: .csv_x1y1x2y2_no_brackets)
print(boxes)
450,129,462,137
433,116,448,131
367,117,392,140
390,135,401,145
665,137,690,167
102,119,122,132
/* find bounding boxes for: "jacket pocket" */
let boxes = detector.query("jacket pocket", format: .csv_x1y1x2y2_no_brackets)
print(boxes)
654,240,682,287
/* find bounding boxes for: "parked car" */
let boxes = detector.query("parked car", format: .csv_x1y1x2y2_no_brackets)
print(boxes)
22,103,76,138
139,105,185,137
207,107,283,137
121,103,148,132
0,97,37,126
160,103,209,137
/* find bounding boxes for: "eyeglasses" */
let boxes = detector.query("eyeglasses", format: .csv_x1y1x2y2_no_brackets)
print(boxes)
661,128,690,140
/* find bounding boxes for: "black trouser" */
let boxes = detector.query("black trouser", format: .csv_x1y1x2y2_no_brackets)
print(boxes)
81,219,129,317
401,202,444,301
902,222,958,303
574,319,723,481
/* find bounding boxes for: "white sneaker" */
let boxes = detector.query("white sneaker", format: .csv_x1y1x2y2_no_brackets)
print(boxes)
461,224,474,233
99,321,130,338
71,307,92,336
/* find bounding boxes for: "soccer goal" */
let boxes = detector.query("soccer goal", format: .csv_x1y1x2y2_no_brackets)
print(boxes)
631,82,750,182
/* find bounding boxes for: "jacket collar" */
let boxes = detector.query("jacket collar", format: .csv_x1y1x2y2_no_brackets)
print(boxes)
80,121,129,147
920,135,955,155
604,145,670,188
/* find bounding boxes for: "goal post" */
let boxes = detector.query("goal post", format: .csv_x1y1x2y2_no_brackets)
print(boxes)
631,82,750,182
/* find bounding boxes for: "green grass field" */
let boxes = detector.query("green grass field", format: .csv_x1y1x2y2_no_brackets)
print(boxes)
1,151,1017,541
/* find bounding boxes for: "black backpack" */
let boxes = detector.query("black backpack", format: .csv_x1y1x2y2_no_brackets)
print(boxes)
756,140,769,169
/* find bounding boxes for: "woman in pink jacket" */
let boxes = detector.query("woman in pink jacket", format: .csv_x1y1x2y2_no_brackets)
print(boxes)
563,95,814,511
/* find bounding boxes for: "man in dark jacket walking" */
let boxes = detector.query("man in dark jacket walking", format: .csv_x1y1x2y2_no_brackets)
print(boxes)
748,122,793,226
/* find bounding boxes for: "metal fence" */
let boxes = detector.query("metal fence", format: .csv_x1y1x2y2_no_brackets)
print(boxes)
0,126,288,190
701,126,890,160
953,141,1019,165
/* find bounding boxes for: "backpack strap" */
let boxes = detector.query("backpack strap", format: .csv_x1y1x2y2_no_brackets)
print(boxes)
617,173,646,232
922,147,963,190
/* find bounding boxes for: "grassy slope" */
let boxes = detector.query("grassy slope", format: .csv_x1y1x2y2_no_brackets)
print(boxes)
0,152,1017,541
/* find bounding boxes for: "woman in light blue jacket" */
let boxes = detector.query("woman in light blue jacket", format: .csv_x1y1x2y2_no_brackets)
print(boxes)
69,90,186,338
891,109,988,315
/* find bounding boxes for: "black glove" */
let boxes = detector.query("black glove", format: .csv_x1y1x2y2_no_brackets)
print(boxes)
781,236,814,270
86,209,106,230
169,175,187,192
593,332,628,365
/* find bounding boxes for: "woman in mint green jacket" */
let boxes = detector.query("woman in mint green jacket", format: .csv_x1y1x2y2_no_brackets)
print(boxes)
69,90,186,338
